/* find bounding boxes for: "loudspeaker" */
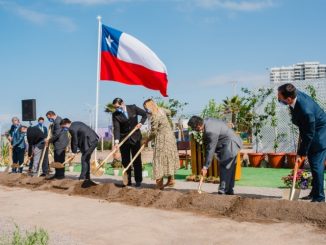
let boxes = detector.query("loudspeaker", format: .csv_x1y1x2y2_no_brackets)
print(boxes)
22,99,36,121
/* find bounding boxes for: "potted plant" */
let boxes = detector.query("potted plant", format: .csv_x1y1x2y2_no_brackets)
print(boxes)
282,169,312,198
142,163,149,177
242,88,273,167
265,97,286,168
111,159,122,176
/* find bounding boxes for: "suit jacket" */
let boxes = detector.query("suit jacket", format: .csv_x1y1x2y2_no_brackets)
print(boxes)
112,104,147,144
203,118,243,168
10,125,26,150
49,116,69,150
27,126,46,157
69,121,99,154
291,91,326,156
36,124,48,137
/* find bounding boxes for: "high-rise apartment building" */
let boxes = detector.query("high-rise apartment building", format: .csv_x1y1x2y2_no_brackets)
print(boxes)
270,62,326,83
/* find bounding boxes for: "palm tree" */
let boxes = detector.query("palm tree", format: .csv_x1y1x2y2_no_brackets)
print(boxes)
222,95,242,127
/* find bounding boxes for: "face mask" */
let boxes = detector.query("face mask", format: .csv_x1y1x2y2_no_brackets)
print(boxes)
116,108,123,113
278,99,288,106
62,127,69,132
48,118,54,122
145,109,151,114
38,122,43,127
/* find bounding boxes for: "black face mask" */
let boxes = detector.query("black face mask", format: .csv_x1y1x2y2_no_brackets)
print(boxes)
278,99,288,106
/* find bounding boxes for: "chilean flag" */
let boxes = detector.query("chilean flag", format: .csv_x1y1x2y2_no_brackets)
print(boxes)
100,25,168,97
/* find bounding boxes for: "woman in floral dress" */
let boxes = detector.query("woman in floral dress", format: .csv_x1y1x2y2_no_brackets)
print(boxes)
143,99,179,190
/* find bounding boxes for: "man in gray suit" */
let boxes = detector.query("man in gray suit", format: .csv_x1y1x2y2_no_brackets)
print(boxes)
188,116,243,195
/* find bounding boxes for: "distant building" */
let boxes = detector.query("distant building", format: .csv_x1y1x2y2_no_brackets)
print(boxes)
270,61,326,84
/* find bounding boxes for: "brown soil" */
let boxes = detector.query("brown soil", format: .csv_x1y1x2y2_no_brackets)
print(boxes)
0,172,325,230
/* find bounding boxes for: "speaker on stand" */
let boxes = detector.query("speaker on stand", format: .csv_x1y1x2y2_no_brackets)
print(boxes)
22,99,36,126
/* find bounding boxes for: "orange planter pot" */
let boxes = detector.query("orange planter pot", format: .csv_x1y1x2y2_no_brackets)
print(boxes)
267,153,286,168
286,153,305,169
248,153,264,167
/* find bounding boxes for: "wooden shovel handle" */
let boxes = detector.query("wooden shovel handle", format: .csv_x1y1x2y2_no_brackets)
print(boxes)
290,158,302,200
93,126,139,173
122,144,145,175
37,125,53,177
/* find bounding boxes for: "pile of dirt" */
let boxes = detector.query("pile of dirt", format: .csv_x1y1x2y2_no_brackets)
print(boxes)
0,172,325,229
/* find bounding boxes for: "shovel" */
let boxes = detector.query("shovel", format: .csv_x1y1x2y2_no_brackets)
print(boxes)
197,175,204,194
289,159,302,201
91,126,139,177
122,144,145,186
37,125,53,177
282,158,303,201
4,145,13,173
50,154,76,169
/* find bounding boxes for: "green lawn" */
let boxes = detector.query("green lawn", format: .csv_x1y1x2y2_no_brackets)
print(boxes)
71,164,326,188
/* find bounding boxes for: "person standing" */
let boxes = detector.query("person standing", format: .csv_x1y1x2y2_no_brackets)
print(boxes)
27,125,48,176
37,117,48,136
45,111,69,179
112,98,147,187
278,83,326,202
188,116,243,195
8,117,27,173
60,118,99,182
143,99,179,189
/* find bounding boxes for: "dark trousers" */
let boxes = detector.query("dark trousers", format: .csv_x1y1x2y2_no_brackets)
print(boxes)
80,141,98,180
218,155,237,194
54,148,66,177
12,147,25,173
308,148,326,202
120,141,143,184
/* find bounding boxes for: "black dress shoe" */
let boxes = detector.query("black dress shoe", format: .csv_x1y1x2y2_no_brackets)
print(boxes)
81,179,98,188
226,191,235,195
311,199,325,203
301,195,313,200
40,173,47,177
135,182,141,188
46,175,64,180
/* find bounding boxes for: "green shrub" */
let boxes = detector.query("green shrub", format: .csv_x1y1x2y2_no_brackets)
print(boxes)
0,224,49,245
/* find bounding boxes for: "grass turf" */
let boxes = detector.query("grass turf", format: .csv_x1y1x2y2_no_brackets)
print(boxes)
71,164,326,188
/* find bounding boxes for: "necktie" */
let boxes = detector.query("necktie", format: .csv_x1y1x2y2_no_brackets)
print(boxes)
124,110,129,119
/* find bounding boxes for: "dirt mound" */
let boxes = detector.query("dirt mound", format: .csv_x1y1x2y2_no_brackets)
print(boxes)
0,172,325,229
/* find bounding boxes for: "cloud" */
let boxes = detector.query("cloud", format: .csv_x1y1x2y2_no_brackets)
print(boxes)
195,0,275,11
0,1,77,32
201,71,269,88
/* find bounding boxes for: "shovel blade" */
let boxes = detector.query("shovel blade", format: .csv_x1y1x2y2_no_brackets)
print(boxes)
122,172,129,186
50,162,65,169
282,188,301,200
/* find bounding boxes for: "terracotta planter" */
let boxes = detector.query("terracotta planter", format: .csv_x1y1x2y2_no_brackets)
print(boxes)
267,153,286,168
286,153,305,169
248,153,265,167
286,152,297,168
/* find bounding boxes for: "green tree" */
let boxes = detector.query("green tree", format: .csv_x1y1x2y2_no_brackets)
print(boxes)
241,87,273,152
201,99,224,119
153,98,188,118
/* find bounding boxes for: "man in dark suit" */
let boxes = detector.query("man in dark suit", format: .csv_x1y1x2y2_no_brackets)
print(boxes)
188,116,243,195
278,83,326,202
36,117,48,136
45,111,69,179
112,98,147,187
27,126,48,176
60,118,99,181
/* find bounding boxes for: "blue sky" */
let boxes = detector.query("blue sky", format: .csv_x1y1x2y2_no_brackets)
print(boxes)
0,0,325,129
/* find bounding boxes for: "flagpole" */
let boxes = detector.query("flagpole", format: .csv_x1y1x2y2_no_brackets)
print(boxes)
95,15,102,162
